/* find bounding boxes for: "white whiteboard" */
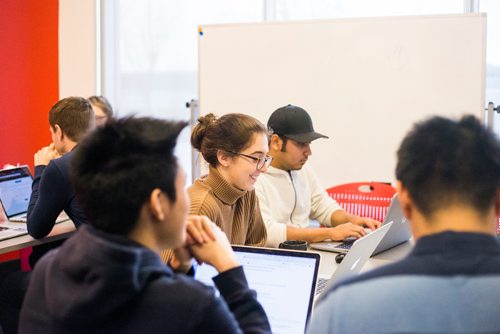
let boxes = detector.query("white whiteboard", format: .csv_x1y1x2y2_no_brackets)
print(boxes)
199,14,486,187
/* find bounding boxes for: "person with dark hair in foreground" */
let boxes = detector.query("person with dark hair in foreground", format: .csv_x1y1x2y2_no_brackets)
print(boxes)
308,115,500,333
19,117,271,333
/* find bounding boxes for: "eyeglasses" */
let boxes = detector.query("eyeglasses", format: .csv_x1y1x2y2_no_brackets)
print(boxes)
229,151,273,170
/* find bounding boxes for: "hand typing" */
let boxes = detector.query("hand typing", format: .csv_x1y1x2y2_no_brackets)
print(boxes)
329,223,366,241
351,216,381,231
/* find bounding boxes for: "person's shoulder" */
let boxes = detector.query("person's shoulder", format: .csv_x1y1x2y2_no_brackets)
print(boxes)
299,164,318,177
42,156,72,184
286,165,315,185
256,166,288,186
45,152,72,176
316,266,406,315
188,177,211,194
266,166,288,176
54,150,73,165
322,258,410,298
254,173,273,194
144,273,244,333
188,183,220,217
188,179,211,200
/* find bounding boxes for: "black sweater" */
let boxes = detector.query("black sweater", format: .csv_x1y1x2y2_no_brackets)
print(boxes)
27,151,87,239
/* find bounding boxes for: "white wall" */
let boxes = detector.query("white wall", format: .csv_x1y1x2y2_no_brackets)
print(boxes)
59,0,97,98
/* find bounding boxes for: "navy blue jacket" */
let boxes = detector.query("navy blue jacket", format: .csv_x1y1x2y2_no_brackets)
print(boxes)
27,151,87,239
19,225,271,334
308,232,500,333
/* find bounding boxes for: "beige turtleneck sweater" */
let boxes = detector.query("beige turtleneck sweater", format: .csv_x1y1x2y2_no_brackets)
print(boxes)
160,167,267,263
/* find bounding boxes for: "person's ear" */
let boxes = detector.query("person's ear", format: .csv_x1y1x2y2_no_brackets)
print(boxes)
54,124,64,140
396,181,413,221
149,188,167,221
216,149,231,167
270,134,282,152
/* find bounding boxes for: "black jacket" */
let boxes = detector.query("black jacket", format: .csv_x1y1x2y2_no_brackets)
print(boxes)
19,225,271,333
27,151,88,267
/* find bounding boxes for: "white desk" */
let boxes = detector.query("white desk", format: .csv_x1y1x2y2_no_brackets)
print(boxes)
0,220,76,255
312,240,414,279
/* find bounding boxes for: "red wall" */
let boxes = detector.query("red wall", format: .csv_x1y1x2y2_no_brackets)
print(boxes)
0,0,59,170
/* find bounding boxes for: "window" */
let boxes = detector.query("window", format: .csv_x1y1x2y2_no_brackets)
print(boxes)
480,0,500,136
102,0,264,182
266,0,462,20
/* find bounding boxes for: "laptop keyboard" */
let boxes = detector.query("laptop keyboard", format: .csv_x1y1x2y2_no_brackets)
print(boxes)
336,229,373,250
316,278,329,295
336,240,355,250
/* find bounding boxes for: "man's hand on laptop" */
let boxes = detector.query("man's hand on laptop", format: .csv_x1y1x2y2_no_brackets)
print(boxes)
329,223,367,241
349,215,381,231
34,143,61,166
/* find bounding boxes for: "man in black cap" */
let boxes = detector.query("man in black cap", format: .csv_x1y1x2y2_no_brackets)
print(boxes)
255,105,380,247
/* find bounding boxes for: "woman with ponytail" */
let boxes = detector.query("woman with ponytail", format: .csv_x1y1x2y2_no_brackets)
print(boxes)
160,113,270,263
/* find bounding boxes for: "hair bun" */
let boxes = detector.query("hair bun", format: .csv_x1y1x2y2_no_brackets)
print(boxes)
198,113,217,126
191,113,217,151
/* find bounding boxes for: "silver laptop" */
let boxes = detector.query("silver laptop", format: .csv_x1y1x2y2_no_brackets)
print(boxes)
0,166,69,225
310,194,411,255
315,221,393,298
195,245,320,334
0,166,32,222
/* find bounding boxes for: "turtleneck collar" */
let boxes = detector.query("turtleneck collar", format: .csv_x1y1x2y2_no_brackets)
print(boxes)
203,166,246,205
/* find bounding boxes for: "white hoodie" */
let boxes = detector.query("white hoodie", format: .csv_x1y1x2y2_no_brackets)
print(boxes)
255,164,342,247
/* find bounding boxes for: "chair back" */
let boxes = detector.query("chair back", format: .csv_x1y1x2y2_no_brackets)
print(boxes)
327,182,397,222
497,216,500,237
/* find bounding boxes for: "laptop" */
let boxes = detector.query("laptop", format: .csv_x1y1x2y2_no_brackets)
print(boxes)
310,194,411,255
0,166,69,225
315,221,393,298
195,245,320,334
0,166,32,222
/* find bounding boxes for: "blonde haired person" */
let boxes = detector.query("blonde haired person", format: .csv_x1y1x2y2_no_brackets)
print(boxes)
88,95,114,127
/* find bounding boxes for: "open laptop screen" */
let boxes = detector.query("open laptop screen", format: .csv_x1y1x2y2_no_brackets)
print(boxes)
0,167,32,218
195,245,320,334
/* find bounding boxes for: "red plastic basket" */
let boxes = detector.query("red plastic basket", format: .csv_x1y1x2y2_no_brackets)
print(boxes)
327,182,396,222
497,216,500,236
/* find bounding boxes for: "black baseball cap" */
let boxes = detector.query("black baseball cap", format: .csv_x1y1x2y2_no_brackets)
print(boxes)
267,105,329,143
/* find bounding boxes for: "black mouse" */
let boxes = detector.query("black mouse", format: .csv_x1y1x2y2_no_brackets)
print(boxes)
335,253,345,264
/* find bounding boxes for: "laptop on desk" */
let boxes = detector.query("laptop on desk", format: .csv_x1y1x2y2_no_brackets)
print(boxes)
0,166,69,226
195,245,320,334
314,221,393,299
310,194,411,255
